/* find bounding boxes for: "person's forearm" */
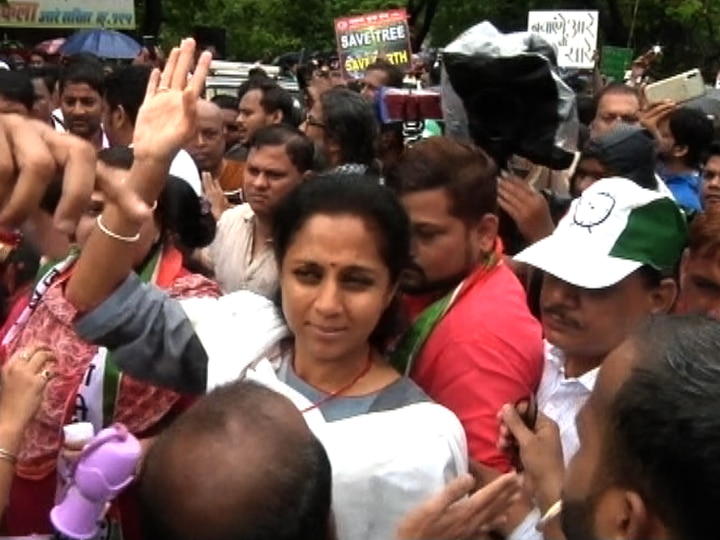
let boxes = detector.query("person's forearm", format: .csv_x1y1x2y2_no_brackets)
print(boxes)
66,156,171,312
536,475,565,540
0,421,28,513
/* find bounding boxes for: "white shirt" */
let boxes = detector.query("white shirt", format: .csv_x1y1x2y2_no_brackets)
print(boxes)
208,204,278,298
536,340,598,465
168,149,202,195
125,144,202,196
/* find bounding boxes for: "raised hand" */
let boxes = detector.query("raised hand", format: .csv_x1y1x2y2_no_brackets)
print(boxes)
201,171,229,220
498,174,555,244
638,86,676,138
132,39,212,163
65,37,211,313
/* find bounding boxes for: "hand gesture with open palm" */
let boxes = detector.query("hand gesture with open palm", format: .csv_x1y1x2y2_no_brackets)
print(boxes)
132,39,212,163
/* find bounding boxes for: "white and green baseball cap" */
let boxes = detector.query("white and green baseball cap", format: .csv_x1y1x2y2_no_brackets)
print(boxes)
514,177,688,289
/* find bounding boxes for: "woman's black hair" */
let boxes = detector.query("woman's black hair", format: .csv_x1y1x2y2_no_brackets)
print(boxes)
157,175,216,250
273,173,411,351
157,176,216,277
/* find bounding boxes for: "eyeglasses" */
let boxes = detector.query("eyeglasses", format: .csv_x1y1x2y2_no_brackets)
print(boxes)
702,169,720,182
305,114,325,129
600,113,640,125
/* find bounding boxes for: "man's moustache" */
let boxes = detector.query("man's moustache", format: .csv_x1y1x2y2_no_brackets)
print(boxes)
542,305,582,329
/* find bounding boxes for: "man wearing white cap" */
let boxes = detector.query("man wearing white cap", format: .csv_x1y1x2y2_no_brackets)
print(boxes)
514,176,686,464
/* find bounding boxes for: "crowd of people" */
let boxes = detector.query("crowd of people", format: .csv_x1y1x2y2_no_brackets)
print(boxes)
0,33,717,540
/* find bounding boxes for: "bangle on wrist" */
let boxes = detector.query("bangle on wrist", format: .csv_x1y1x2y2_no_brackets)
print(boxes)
0,447,18,466
96,215,140,243
536,500,562,531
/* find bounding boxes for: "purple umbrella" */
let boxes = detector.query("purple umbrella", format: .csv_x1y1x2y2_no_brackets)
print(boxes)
35,38,66,55
59,29,141,59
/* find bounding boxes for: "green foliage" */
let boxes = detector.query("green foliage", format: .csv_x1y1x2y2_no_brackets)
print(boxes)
157,0,402,60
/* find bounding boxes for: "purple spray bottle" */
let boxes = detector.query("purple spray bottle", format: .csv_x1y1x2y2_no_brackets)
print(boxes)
50,424,141,540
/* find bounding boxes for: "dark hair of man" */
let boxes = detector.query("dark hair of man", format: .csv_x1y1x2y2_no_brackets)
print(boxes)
667,107,714,168
702,140,720,165
248,66,268,79
688,208,720,259
273,174,410,350
248,124,314,174
210,93,239,112
139,380,334,540
59,59,105,96
65,52,104,68
237,72,271,100
320,88,378,166
104,64,152,125
576,94,596,128
366,59,405,88
0,70,34,111
605,314,720,540
386,136,498,222
239,78,294,124
592,82,640,112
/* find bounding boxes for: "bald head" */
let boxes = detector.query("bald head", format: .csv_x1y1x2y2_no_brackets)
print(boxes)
197,99,224,125
139,381,334,540
185,99,227,172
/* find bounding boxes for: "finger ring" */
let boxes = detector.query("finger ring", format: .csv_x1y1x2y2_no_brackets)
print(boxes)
20,350,31,361
41,369,52,382
157,86,170,92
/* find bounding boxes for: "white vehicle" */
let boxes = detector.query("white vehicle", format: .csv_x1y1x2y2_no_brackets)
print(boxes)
204,60,300,100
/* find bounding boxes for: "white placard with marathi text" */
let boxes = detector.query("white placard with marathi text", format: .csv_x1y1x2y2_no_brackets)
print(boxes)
528,10,599,69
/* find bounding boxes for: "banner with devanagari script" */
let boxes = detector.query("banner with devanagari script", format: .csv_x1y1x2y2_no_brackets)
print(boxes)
527,10,598,69
334,9,412,80
0,0,135,29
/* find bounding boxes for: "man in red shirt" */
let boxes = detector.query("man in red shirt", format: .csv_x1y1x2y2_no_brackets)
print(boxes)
387,137,544,471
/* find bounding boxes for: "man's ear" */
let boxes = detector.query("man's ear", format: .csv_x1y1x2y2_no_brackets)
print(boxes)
649,278,678,314
471,213,499,254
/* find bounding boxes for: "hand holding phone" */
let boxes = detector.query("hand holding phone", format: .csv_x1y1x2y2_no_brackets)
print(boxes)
498,400,564,495
498,395,537,471
645,69,706,104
